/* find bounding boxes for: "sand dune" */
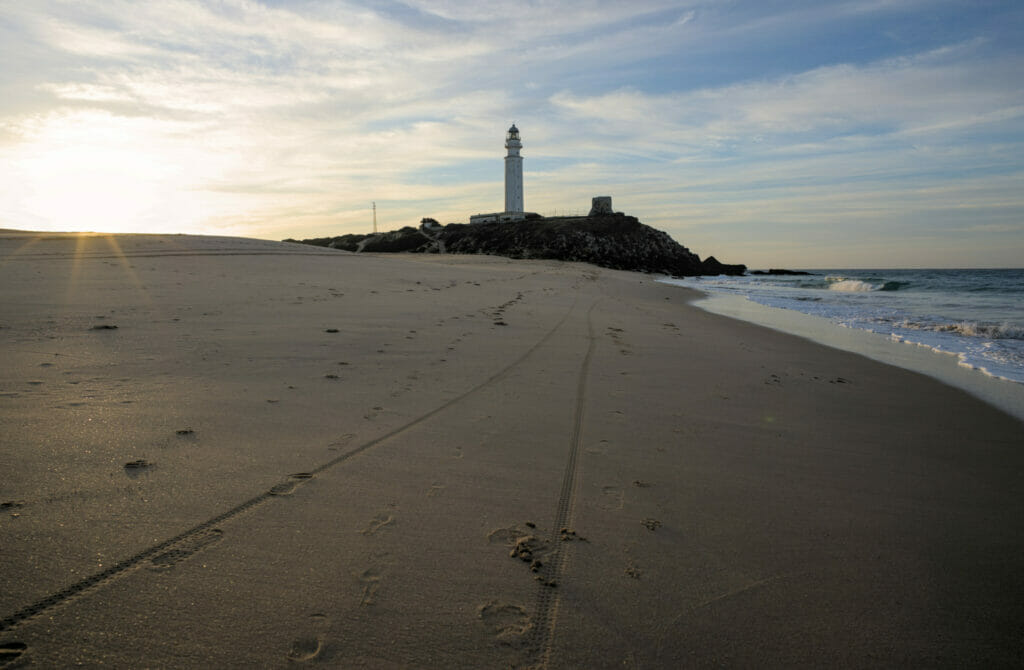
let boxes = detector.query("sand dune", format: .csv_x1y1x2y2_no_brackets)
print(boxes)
1,232,1022,668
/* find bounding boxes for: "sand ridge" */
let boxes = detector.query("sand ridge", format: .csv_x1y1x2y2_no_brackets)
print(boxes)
2,232,1023,667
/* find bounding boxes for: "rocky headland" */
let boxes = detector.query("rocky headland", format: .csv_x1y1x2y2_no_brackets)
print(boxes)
287,213,745,277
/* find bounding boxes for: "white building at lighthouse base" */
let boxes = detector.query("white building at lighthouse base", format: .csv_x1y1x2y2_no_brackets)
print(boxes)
469,211,535,224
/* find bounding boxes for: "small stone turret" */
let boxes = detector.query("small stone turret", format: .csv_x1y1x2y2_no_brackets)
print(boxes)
589,196,613,216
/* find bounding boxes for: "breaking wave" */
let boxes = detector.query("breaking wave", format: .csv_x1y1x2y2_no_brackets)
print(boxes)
895,320,1024,340
661,268,1024,387
828,279,877,292
826,277,908,292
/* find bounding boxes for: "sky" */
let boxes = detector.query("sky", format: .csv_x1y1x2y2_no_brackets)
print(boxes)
1,1,1022,268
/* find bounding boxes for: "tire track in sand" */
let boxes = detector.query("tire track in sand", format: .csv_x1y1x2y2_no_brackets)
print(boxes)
0,291,581,635
523,298,599,668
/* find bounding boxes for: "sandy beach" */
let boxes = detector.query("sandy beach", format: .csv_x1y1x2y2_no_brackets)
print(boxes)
1,231,1022,668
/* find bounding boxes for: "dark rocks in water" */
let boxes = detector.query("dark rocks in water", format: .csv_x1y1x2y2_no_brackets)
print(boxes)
750,269,812,275
700,256,748,277
288,213,745,277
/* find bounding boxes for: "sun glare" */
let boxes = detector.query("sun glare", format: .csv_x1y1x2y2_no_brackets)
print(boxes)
60,232,149,307
9,111,210,235
20,114,172,233
27,150,165,233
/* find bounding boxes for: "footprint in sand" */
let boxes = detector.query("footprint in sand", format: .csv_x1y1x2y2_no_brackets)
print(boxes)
361,513,394,536
123,460,153,478
487,526,521,545
286,636,322,662
489,525,551,574
478,601,532,646
358,567,383,606
149,529,224,571
269,473,314,496
286,613,330,662
600,486,624,511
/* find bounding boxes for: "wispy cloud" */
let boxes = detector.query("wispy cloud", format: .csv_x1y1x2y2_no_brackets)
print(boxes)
551,41,1023,144
0,0,1021,266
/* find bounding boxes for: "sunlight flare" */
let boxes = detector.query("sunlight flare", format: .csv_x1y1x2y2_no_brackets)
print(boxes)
10,111,217,235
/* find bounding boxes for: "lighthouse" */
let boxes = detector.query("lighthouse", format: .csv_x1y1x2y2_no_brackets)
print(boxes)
469,124,537,224
504,124,524,213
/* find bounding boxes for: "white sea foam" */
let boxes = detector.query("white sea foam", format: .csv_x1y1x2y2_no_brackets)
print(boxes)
828,279,878,292
885,325,1024,383
660,269,1024,386
894,319,1024,340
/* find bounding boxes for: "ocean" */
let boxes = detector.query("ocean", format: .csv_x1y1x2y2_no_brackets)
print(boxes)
661,269,1024,385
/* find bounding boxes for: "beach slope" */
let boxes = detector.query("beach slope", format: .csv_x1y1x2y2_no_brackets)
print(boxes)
1,232,1022,668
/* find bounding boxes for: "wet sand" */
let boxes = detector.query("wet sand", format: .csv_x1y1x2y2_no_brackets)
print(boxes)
1,231,1022,668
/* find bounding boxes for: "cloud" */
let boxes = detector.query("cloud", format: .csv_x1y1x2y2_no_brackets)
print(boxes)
550,42,1024,145
0,0,1021,266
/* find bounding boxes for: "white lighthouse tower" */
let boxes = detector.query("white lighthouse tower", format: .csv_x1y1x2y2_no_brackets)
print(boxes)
469,124,537,224
504,124,524,213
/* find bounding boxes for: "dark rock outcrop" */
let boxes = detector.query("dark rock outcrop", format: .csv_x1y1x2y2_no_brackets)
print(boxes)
750,268,812,276
700,256,748,277
288,213,744,277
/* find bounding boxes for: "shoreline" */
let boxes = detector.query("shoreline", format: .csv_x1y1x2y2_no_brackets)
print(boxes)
680,288,1024,423
3,233,1023,667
